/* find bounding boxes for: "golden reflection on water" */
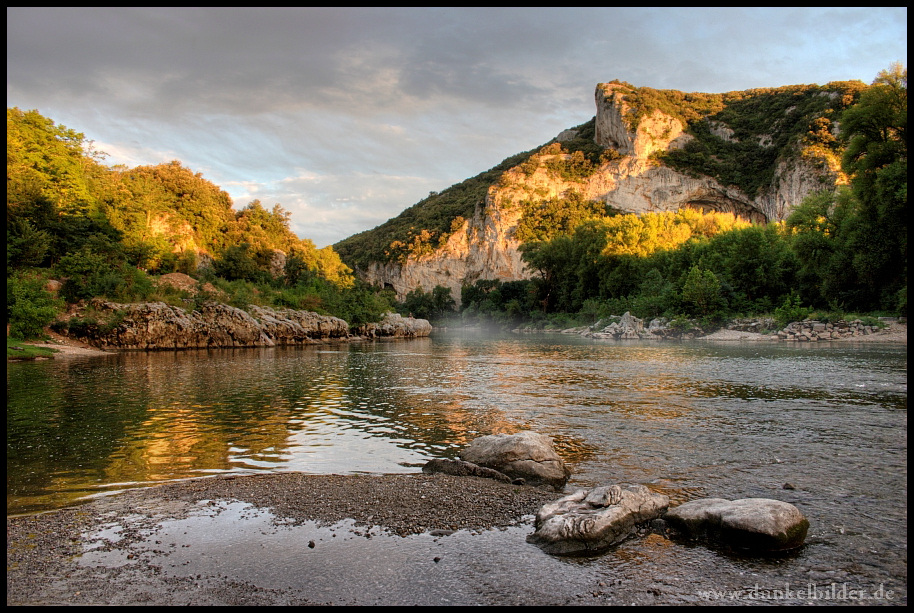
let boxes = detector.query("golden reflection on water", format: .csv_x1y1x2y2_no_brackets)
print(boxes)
7,337,907,518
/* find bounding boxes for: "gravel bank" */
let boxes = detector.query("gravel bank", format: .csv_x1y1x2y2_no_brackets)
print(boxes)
7,473,561,606
121,472,559,536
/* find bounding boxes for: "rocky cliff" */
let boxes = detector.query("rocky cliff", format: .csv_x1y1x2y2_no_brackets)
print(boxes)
357,81,851,303
591,82,844,222
65,300,430,350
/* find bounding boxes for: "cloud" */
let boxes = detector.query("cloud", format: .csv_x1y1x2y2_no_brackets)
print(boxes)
7,7,907,248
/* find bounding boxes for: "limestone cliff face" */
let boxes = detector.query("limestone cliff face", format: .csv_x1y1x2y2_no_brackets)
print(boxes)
362,82,843,303
363,197,526,305
591,83,841,222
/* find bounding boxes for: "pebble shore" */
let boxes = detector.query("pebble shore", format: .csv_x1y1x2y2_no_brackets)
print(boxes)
7,473,559,605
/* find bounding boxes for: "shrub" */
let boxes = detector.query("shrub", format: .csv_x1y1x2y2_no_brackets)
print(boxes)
774,295,812,328
7,271,63,338
682,266,725,318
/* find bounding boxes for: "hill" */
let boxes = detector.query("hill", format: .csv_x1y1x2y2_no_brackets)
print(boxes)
7,108,353,289
333,79,867,304
7,107,385,338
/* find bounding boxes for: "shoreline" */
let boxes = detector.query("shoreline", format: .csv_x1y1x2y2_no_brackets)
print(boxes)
9,470,907,605
18,329,116,358
697,321,906,343
16,321,906,359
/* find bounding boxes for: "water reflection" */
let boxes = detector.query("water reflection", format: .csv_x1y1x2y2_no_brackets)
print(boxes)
8,334,907,523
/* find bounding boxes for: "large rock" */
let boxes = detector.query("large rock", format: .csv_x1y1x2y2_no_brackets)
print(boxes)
665,497,809,551
459,431,570,489
528,484,670,554
248,305,349,343
590,311,645,339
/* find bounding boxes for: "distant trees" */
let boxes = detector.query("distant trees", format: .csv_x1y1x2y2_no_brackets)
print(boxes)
401,285,457,321
515,191,609,243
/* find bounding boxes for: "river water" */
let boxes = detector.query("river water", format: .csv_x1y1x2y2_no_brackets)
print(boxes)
7,331,907,603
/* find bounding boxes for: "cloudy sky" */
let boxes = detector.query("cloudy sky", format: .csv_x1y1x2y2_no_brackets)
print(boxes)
7,7,907,247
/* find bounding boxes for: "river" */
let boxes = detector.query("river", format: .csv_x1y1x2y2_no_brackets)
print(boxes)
7,331,907,604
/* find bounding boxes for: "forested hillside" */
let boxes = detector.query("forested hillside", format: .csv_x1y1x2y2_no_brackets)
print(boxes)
340,65,907,326
7,108,393,338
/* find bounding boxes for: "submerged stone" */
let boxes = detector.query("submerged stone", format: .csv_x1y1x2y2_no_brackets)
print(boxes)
421,458,512,483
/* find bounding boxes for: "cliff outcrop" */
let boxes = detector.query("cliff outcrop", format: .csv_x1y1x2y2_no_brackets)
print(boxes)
592,83,843,223
65,300,429,350
357,81,850,304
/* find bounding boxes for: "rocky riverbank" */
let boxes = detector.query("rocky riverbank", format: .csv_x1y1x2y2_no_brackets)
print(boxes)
54,300,431,351
16,311,904,360
517,312,906,344
9,470,898,606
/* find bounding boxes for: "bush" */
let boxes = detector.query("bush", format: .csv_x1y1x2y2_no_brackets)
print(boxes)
682,266,725,318
7,271,63,338
774,295,812,328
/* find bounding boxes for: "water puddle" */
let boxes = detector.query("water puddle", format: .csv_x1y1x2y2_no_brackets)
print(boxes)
78,499,607,605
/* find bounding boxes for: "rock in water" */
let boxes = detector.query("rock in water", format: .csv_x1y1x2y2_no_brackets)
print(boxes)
664,498,809,551
459,431,570,490
528,484,670,554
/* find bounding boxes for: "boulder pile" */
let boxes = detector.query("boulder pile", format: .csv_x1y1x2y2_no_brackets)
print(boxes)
517,312,890,342
423,431,810,556
776,319,882,341
355,312,433,338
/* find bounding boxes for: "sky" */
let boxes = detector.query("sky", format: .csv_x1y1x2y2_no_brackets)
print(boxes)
7,7,907,248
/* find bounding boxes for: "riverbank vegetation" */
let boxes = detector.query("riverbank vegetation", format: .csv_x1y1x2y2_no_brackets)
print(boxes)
7,107,405,337
7,336,57,360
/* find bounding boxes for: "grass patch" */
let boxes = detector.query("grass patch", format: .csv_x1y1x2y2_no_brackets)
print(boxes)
7,337,58,360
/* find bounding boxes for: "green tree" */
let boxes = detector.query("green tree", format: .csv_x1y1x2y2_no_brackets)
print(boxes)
401,285,456,321
682,266,723,318
213,243,263,282
7,107,97,217
839,62,907,310
7,218,51,268
787,63,907,312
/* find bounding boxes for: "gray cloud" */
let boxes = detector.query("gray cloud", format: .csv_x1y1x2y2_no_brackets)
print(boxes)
7,7,907,247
